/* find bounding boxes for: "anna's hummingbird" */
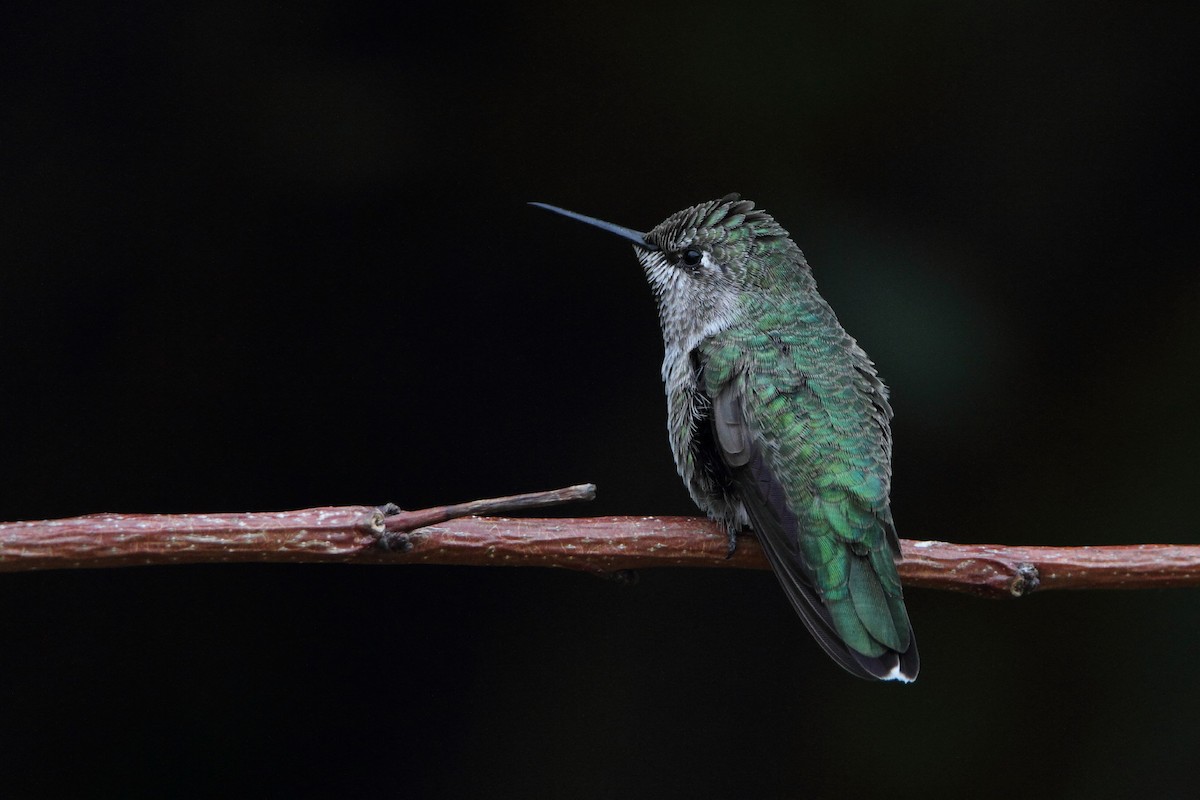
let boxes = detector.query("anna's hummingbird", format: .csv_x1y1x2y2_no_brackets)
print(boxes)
533,195,919,682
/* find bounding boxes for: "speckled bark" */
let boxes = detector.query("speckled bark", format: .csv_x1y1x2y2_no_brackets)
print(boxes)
3,496,1199,597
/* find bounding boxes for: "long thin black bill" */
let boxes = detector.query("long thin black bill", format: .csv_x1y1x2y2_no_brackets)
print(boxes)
529,202,658,251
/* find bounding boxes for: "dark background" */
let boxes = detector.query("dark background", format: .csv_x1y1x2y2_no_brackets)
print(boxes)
2,2,1197,797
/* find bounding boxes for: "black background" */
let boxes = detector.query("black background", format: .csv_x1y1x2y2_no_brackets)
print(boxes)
2,2,1197,797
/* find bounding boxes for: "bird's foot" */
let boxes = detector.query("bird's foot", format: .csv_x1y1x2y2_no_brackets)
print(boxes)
725,528,739,559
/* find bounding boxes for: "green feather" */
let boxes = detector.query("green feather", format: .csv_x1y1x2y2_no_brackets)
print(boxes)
849,554,903,651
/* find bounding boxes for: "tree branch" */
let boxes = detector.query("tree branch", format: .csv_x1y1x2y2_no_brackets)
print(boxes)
2,485,1198,598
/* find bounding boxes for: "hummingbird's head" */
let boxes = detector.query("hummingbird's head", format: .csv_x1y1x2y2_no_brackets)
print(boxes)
640,195,804,349
638,194,796,293
531,195,804,349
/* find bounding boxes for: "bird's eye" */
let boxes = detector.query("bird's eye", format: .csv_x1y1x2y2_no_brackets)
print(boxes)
681,249,702,267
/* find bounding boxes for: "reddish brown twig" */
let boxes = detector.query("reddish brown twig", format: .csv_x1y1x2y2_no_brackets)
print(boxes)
382,483,596,531
2,486,1199,599
0,485,598,572
895,539,1200,598
370,516,1200,598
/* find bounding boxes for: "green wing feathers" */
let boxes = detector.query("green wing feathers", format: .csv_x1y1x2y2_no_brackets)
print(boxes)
701,328,918,681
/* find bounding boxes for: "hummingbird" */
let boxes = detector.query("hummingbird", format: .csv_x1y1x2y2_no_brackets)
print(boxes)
532,195,918,682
